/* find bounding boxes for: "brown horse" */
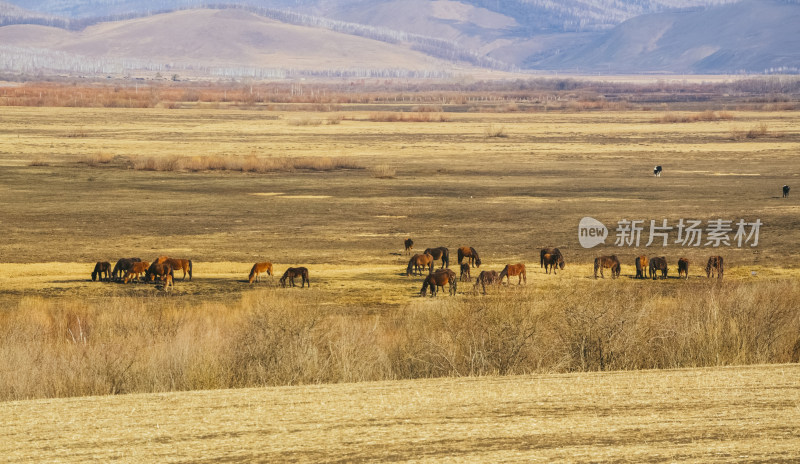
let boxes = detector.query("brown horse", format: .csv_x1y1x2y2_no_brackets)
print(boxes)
154,256,193,280
406,253,434,276
280,267,310,288
649,256,668,280
248,262,273,284
420,269,457,297
499,263,527,285
123,261,150,283
161,272,174,291
457,246,481,268
594,256,620,279
634,256,649,279
91,261,111,282
706,256,724,279
112,257,141,281
459,263,471,282
541,251,565,275
678,258,690,279
146,261,175,283
404,238,414,255
540,247,565,273
474,270,500,294
424,247,450,269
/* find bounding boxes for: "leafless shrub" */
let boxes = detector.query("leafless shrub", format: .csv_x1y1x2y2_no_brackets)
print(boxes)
370,164,396,179
484,124,507,138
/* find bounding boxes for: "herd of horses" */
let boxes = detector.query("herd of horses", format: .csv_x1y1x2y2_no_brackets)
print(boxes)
594,254,724,280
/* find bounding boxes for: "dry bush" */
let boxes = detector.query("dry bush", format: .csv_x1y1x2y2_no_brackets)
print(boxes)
125,154,362,173
655,110,735,123
78,152,115,166
484,124,507,138
288,117,323,126
746,122,770,139
369,164,396,179
28,159,50,166
368,112,449,122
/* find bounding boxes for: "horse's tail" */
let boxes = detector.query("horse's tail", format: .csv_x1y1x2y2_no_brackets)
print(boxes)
442,248,449,268
540,249,546,268
188,260,193,281
303,268,309,287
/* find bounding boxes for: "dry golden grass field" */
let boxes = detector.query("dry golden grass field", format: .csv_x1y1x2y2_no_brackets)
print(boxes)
1,88,799,460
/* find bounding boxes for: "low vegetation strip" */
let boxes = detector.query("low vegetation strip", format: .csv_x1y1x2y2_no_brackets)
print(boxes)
2,365,798,462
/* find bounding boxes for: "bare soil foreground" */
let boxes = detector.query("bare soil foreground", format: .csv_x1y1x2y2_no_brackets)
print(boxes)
3,364,799,462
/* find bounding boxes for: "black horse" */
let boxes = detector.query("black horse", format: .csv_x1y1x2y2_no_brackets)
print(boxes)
424,247,450,269
653,165,662,177
783,185,791,198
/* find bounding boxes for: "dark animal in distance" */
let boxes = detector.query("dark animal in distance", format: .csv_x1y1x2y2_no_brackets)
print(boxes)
459,263,471,282
706,256,724,279
112,257,141,281
499,263,527,285
91,261,111,282
404,238,414,255
474,270,500,294
654,165,662,177
540,247,565,274
594,255,620,279
457,246,481,268
154,256,192,281
678,258,690,279
406,253,434,276
649,256,668,280
634,256,649,279
783,185,791,198
280,267,310,288
420,269,457,297
424,247,450,269
248,262,273,284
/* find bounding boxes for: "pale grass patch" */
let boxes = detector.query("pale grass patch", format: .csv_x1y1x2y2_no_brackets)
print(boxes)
369,164,396,179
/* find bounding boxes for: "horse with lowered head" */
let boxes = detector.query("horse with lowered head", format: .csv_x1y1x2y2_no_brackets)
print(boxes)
420,269,457,297
459,263,471,282
649,256,668,280
112,257,141,281
706,256,724,279
594,255,620,279
280,267,310,288
474,270,500,294
499,263,527,285
406,253,434,276
154,256,193,281
540,247,565,274
424,247,450,269
678,258,690,279
91,261,111,282
248,262,273,284
634,256,649,279
146,261,175,283
123,261,150,283
457,246,481,268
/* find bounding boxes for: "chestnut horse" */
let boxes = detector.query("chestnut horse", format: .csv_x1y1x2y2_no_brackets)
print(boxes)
280,267,310,288
424,247,450,269
146,262,175,283
474,270,500,294
91,261,111,282
649,256,668,280
112,257,141,281
123,261,150,283
459,263,471,282
541,251,565,275
404,238,414,255
634,256,649,279
678,258,690,279
161,272,174,291
706,256,724,279
248,262,273,284
420,269,457,297
154,256,193,281
594,256,620,279
457,246,481,268
499,263,526,285
406,253,434,276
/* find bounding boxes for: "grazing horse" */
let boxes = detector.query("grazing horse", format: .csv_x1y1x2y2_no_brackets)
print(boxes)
248,262,273,284
424,247,450,269
634,256,649,279
161,272,174,291
420,269,457,297
499,263,527,285
459,263,471,282
649,257,668,280
404,238,414,255
474,270,500,294
154,256,193,281
706,256,724,279
123,261,150,283
654,165,662,177
280,267,310,288
406,253,434,276
678,258,690,279
112,257,141,281
91,261,111,282
783,185,791,198
594,255,620,279
457,246,481,268
541,251,565,274
146,261,175,283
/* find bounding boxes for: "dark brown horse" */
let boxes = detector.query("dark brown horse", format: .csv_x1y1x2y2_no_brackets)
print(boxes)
112,257,141,281
634,256,649,279
424,247,450,269
248,262,273,284
91,261,111,282
594,256,620,279
649,256,668,280
457,246,481,268
146,261,175,283
541,251,565,275
474,270,500,294
459,263,471,282
406,253,434,276
706,256,724,279
280,267,310,287
123,261,150,283
540,247,565,273
678,258,690,279
420,269,457,297
404,238,414,255
154,256,193,281
499,263,526,285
